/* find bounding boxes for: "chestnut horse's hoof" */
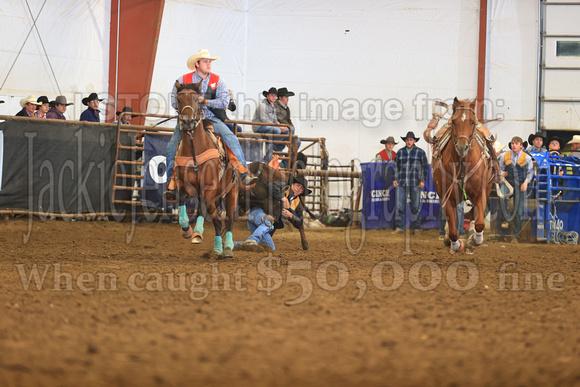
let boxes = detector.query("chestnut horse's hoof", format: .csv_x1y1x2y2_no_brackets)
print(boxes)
301,240,309,250
449,239,465,254
191,232,203,244
223,248,234,259
181,226,193,239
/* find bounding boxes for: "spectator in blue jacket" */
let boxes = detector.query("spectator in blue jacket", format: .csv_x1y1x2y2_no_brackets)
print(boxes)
79,92,103,122
392,131,428,234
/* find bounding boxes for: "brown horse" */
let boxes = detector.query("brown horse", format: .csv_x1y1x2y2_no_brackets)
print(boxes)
174,81,239,257
425,98,495,252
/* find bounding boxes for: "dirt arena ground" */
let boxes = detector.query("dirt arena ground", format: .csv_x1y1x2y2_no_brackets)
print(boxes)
1,217,579,386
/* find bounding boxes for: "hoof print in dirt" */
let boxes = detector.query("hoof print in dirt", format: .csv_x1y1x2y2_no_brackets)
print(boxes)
234,244,265,253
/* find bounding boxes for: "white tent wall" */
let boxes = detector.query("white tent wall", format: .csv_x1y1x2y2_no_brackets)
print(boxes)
486,0,539,150
0,0,111,119
149,0,539,166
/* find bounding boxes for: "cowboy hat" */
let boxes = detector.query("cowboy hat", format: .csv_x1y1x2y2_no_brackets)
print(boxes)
82,92,103,106
116,106,133,116
380,136,398,145
277,87,295,97
20,95,42,108
527,132,546,145
567,135,580,145
289,175,312,196
0,100,4,104
50,95,73,106
262,87,277,98
493,139,506,154
401,131,420,142
36,96,49,108
547,135,563,151
187,49,219,70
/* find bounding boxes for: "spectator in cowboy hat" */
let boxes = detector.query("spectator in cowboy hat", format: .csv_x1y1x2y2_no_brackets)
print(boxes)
376,136,398,161
547,135,564,155
526,132,547,153
115,106,133,125
47,95,73,120
35,96,50,118
274,87,301,166
567,135,580,157
253,87,293,165
79,92,103,122
15,95,42,117
392,131,428,234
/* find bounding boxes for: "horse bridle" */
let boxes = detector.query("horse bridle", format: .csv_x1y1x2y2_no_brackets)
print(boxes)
450,106,477,157
177,89,205,132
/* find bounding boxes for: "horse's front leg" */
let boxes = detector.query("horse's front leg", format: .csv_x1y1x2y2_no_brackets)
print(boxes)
177,182,193,239
206,201,223,256
471,195,487,246
445,199,465,253
222,187,238,258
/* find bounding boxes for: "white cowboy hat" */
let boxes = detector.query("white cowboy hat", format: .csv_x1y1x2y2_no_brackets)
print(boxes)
187,49,219,70
20,95,42,108
567,135,580,145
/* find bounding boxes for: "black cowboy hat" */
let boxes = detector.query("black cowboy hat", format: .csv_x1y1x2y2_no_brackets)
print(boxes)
116,106,133,116
277,87,295,97
36,96,49,109
401,131,420,142
0,100,4,104
547,135,564,151
380,136,398,145
527,132,546,145
82,92,104,106
289,175,312,196
262,87,277,98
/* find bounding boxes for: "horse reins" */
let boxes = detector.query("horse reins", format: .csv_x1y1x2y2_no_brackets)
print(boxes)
177,90,205,174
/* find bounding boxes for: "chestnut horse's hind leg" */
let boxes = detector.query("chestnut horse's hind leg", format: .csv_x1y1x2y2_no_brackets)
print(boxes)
206,201,223,255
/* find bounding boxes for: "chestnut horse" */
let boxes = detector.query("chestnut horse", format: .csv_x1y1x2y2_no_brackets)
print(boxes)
425,98,495,253
173,81,239,257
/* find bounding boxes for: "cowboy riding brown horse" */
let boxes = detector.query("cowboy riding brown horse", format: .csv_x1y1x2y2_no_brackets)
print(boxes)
173,81,240,257
424,98,499,253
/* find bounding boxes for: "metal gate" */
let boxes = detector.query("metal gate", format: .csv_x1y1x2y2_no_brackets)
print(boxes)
538,0,580,133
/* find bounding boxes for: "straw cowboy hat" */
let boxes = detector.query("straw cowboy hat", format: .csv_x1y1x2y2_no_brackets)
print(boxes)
277,87,295,97
493,139,506,154
50,95,73,106
187,49,219,70
82,92,103,106
567,135,580,145
401,131,420,142
262,87,277,97
380,136,398,145
20,95,42,108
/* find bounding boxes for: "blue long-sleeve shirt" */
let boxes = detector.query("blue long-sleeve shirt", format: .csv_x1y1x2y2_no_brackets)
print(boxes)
392,146,428,187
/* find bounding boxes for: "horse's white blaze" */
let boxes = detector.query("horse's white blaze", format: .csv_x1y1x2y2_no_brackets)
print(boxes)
461,112,466,122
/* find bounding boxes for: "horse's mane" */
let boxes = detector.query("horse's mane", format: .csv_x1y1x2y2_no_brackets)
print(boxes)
177,83,201,93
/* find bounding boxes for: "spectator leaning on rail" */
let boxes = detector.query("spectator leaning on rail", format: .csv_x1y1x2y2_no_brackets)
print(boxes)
253,87,292,163
274,87,301,165
392,131,428,234
376,136,397,162
35,96,50,118
79,93,103,122
499,136,533,243
15,95,42,117
46,95,73,120
164,48,257,201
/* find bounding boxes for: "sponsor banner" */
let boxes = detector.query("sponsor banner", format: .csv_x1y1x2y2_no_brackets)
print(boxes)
361,162,440,230
142,134,170,208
